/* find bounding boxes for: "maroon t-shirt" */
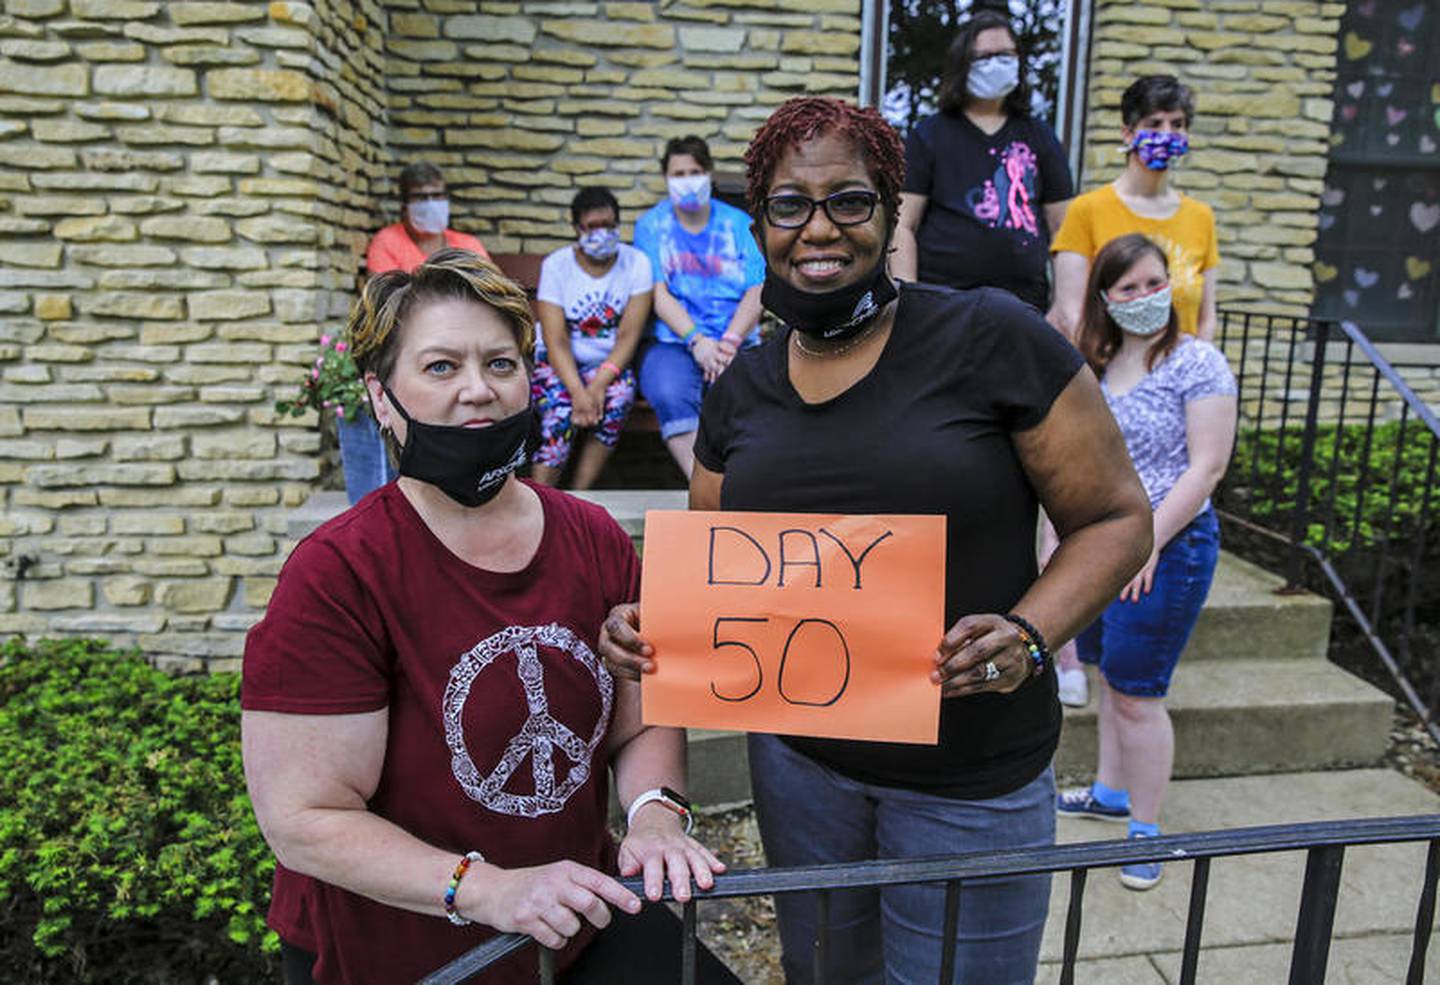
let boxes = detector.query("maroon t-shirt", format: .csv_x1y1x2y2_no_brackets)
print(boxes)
242,481,641,985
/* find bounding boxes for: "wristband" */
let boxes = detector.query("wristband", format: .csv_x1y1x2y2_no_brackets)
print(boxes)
443,851,484,926
684,331,704,351
719,333,743,349
1004,613,1050,679
627,786,694,834
600,360,622,377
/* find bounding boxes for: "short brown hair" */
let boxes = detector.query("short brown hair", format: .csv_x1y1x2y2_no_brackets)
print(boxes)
347,247,534,388
743,97,906,227
398,161,445,201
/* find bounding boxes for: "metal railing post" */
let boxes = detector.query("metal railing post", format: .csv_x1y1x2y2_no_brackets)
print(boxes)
1407,840,1440,985
1285,319,1331,590
1289,844,1345,984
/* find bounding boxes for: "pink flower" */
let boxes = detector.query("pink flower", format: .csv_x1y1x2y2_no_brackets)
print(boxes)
335,406,346,418
335,341,348,353
311,368,320,379
320,334,331,347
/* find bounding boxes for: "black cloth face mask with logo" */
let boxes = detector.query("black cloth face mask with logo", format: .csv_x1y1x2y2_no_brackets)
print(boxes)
382,386,535,508
760,255,898,342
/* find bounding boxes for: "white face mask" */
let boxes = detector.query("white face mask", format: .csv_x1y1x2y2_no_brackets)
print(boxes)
407,198,449,235
967,54,1020,101
667,173,711,212
1104,284,1173,336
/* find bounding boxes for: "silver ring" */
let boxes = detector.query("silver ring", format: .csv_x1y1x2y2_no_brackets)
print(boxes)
983,660,1001,682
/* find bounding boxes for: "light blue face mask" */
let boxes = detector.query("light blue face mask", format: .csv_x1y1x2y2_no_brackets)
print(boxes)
578,226,620,261
967,54,1019,101
407,198,449,235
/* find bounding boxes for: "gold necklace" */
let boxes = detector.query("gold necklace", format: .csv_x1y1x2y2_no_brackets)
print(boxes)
790,316,883,358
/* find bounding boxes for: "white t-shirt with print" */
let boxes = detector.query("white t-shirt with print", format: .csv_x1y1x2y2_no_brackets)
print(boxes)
535,243,652,368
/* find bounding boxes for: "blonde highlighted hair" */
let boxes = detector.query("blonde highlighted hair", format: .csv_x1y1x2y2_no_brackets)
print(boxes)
347,247,534,385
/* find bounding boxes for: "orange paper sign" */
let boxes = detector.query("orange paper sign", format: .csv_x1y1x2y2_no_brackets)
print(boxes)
639,510,945,744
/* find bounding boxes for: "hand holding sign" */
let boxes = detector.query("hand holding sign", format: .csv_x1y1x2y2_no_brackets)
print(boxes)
636,511,945,745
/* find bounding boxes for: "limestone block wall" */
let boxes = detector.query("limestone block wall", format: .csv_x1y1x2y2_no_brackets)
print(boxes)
0,0,864,664
380,1,862,254
0,0,388,667
1082,0,1344,317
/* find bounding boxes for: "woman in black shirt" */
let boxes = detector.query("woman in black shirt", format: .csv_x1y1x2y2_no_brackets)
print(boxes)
890,9,1073,311
603,97,1149,985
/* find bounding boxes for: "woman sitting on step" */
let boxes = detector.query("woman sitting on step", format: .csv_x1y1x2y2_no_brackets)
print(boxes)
1056,233,1237,891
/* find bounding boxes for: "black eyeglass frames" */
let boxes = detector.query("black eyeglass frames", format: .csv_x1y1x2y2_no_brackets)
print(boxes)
763,190,880,229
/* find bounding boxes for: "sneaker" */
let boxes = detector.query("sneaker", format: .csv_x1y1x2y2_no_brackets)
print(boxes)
1056,786,1130,822
1120,832,1162,891
1057,667,1089,707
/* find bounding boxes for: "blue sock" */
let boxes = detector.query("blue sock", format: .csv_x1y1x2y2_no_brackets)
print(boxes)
1129,820,1160,839
1091,781,1130,810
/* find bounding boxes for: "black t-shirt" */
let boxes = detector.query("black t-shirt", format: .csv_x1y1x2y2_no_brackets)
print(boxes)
904,112,1073,310
694,283,1084,800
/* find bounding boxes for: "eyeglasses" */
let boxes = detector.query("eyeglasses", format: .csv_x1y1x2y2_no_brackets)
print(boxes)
763,190,880,229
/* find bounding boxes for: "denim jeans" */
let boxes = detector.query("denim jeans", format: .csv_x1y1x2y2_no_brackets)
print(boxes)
1076,506,1221,697
637,340,704,439
748,733,1055,985
336,413,396,505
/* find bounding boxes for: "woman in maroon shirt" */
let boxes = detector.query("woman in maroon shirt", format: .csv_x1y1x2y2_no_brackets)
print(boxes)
242,249,734,985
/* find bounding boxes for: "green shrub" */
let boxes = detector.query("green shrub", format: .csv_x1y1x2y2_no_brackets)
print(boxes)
0,637,277,983
1225,421,1439,554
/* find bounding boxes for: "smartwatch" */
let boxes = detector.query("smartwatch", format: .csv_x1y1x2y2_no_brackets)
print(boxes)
626,786,694,834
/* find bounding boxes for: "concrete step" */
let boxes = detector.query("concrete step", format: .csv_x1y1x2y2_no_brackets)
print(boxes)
1184,551,1333,662
1040,769,1440,981
1054,658,1393,780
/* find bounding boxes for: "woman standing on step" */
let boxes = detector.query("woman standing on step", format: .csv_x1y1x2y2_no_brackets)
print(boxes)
1055,233,1236,892
602,97,1152,984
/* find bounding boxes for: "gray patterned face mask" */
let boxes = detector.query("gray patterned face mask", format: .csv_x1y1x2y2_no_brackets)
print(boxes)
1104,284,1172,336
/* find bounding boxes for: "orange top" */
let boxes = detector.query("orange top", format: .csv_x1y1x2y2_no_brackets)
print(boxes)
1051,184,1219,336
364,223,491,275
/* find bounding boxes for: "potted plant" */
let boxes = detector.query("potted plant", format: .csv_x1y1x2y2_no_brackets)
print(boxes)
275,333,396,504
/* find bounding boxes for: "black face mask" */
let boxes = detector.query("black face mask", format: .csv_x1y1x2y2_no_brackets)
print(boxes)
760,256,898,341
383,386,535,508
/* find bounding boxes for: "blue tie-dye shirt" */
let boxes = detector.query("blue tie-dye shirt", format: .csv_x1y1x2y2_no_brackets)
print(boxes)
632,198,765,344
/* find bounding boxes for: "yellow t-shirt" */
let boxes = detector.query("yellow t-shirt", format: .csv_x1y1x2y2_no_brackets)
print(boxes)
1050,184,1220,336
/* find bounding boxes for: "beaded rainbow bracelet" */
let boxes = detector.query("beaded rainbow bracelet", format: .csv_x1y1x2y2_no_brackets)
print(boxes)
443,850,485,926
1003,613,1050,679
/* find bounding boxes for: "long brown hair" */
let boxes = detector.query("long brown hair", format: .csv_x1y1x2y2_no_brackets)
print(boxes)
1077,233,1180,377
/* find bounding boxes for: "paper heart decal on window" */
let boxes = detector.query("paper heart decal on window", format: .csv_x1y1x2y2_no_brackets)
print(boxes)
1314,261,1339,283
1406,257,1432,280
1343,289,1360,308
1344,32,1373,60
1421,136,1438,154
1397,38,1415,57
1377,82,1394,98
1354,268,1380,288
1386,107,1408,126
1398,283,1414,300
1346,80,1365,99
1341,104,1359,121
1398,3,1425,32
1321,186,1345,207
1411,202,1440,234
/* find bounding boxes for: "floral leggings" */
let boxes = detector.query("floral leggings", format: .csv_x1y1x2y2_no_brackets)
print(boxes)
531,360,636,469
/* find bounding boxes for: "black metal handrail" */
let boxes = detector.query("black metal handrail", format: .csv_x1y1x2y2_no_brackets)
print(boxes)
421,814,1440,985
1214,309,1440,743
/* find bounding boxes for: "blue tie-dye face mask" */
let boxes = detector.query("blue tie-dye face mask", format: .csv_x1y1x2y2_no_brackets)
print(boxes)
1130,130,1189,171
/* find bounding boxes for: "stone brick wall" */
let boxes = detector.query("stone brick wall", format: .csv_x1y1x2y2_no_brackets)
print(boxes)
0,1,862,664
1082,0,1344,317
379,1,861,254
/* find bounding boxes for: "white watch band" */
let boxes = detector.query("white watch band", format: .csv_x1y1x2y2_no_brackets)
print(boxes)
626,787,693,834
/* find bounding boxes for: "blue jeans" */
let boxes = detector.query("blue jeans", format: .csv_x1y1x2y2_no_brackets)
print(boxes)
1077,506,1220,697
748,734,1055,985
336,414,396,505
637,340,704,439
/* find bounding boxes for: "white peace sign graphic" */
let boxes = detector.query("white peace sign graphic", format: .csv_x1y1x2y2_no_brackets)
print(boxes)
443,623,613,818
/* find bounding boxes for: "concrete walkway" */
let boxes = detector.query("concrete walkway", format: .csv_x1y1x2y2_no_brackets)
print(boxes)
1039,769,1440,984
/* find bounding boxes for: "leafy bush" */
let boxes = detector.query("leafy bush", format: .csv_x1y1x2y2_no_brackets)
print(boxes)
1224,421,1439,554
0,637,276,983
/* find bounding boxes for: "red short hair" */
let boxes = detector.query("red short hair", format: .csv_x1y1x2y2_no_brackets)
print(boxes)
743,97,905,225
